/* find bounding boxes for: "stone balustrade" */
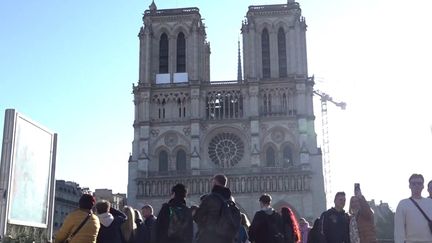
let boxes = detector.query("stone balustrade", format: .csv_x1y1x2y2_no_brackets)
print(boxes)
136,172,311,198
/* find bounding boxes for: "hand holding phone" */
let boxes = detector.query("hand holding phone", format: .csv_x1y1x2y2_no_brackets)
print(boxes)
354,183,361,196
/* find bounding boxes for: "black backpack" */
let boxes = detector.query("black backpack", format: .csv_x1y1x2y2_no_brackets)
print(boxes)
211,192,241,239
167,204,192,240
265,211,285,243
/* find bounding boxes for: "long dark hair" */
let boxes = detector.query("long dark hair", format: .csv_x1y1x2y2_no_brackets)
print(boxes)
281,206,301,243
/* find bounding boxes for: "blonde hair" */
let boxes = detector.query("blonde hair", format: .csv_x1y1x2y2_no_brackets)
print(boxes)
121,206,137,242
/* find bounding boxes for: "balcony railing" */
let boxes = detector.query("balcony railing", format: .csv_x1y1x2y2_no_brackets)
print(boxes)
135,172,311,198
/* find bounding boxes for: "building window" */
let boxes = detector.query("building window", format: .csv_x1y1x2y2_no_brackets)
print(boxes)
177,32,186,72
208,133,244,168
159,33,169,73
261,28,270,78
266,147,276,167
283,145,293,166
176,149,187,171
278,27,287,78
159,150,168,172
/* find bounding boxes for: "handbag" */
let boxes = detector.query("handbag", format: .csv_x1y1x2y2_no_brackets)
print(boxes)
61,213,91,243
409,198,432,233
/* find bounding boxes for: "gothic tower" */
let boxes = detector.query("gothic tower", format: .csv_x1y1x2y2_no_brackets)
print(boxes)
128,0,326,221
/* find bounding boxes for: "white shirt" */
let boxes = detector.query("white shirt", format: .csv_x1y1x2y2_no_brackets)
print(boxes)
394,197,432,243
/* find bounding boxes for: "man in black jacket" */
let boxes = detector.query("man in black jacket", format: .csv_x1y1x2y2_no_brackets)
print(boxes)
154,183,193,243
194,174,239,243
248,194,284,243
320,192,350,243
95,200,127,243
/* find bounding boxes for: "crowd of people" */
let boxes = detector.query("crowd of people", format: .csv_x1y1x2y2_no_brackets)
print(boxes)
54,173,432,243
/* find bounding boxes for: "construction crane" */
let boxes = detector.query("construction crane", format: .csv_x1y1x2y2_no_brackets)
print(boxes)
313,89,346,205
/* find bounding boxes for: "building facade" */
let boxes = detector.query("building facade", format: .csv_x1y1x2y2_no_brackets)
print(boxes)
93,189,127,210
128,0,326,220
53,180,85,232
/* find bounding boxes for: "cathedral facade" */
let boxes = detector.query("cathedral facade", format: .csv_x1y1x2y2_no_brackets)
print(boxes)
128,0,326,220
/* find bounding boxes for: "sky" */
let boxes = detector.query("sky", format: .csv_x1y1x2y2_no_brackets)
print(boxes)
1,0,432,211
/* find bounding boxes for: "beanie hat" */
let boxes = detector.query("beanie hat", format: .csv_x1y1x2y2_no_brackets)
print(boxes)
79,194,96,210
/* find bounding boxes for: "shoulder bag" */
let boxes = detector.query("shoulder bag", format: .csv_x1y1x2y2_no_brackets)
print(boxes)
61,213,92,243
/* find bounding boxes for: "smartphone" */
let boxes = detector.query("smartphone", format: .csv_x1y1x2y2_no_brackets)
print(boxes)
354,183,361,195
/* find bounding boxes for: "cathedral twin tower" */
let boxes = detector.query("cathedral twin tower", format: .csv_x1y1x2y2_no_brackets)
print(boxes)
128,0,326,220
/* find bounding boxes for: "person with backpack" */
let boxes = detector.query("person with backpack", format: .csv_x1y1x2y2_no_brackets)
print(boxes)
154,183,193,243
320,192,350,243
95,200,127,243
194,174,241,243
248,194,284,243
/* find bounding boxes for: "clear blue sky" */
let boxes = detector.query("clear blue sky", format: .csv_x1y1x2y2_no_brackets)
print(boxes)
1,0,431,210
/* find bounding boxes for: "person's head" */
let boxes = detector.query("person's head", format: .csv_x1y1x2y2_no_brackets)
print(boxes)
240,213,250,228
427,180,432,197
349,196,360,215
334,192,346,211
79,194,96,210
212,174,227,187
298,218,310,228
190,205,199,216
172,183,187,199
409,173,424,198
259,193,272,207
134,208,144,223
121,206,137,241
95,200,111,214
141,204,154,218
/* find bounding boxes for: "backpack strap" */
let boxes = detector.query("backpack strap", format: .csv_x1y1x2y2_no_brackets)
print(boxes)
409,197,432,222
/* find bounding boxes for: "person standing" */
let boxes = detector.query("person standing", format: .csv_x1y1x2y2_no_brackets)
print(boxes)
320,192,350,243
54,194,100,243
194,174,240,243
95,200,127,243
154,183,193,243
395,173,432,243
348,186,377,243
248,194,284,243
281,207,301,243
298,218,311,243
142,204,157,243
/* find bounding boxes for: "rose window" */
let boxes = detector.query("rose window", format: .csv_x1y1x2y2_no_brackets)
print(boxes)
208,133,244,167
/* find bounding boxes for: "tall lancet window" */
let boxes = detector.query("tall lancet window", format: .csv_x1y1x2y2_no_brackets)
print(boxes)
266,147,276,167
159,150,168,172
278,27,287,78
176,149,187,171
261,28,270,78
177,32,186,72
159,33,169,73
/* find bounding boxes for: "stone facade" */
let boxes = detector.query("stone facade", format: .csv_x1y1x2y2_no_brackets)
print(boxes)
128,1,326,221
53,180,86,232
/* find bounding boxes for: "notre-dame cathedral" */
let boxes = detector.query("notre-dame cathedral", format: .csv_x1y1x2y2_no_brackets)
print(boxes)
128,0,326,221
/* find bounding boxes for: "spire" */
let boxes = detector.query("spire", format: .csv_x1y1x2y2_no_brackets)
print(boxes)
149,0,157,12
237,38,242,81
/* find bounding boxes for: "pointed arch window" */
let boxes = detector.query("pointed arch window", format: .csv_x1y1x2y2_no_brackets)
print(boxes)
278,27,287,78
283,145,293,166
159,33,169,73
261,28,270,78
266,147,276,167
177,32,186,72
176,149,187,171
159,150,168,172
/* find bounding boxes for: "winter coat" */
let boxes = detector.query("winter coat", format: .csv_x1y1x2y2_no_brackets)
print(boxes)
54,208,100,243
355,196,377,243
248,208,282,243
135,218,148,243
96,207,127,243
194,185,235,243
154,197,193,243
321,208,350,243
145,215,157,243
